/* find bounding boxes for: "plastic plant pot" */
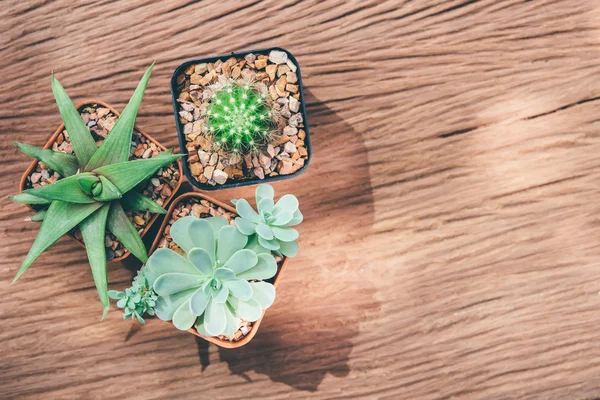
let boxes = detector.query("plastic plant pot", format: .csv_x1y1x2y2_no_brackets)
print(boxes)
18,100,184,262
170,47,311,190
149,191,289,348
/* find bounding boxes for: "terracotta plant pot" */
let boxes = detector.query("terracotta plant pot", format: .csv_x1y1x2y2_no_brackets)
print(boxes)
149,191,289,348
170,46,312,191
18,99,184,262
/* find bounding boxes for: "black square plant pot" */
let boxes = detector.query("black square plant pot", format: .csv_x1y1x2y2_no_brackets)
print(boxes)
170,47,311,190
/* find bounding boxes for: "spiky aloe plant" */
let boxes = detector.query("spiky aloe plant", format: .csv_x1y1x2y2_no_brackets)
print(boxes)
205,81,277,154
9,64,183,318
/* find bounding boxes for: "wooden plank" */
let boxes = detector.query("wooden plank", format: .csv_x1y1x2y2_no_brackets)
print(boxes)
3,0,600,398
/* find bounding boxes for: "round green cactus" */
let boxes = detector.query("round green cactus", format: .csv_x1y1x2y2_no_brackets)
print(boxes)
206,82,275,154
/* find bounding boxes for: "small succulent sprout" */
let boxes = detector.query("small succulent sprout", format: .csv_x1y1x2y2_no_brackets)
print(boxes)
108,270,158,324
234,184,303,258
143,216,277,337
205,81,277,154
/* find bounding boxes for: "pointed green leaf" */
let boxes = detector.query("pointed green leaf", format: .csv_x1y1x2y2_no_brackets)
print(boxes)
84,64,154,171
106,201,148,263
13,201,103,283
121,191,166,214
13,142,79,177
77,174,100,194
29,209,47,222
24,173,95,204
79,203,111,317
92,176,121,202
93,153,183,194
52,75,97,169
9,193,51,205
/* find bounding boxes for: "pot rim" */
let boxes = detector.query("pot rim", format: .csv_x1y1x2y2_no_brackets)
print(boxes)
169,46,312,191
149,191,289,348
18,99,184,262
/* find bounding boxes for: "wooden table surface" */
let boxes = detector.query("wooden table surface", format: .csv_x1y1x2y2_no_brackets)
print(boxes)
3,1,600,399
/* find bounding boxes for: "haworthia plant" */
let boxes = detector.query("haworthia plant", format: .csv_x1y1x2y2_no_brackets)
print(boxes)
10,64,183,317
233,184,302,258
142,216,277,337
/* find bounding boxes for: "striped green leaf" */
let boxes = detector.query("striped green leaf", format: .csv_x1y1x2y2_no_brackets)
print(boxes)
92,176,122,202
94,153,183,194
121,191,167,214
10,193,51,205
52,75,97,169
13,201,103,283
29,209,48,222
24,173,95,204
107,201,148,263
79,203,111,319
84,64,154,171
13,142,79,177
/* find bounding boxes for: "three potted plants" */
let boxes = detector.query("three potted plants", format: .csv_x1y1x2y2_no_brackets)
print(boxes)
12,49,309,348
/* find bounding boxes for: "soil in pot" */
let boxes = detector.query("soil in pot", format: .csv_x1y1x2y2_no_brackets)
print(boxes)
174,49,309,188
152,194,286,344
22,102,182,261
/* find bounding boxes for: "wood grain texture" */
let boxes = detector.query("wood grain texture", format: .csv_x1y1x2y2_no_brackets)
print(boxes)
2,0,600,398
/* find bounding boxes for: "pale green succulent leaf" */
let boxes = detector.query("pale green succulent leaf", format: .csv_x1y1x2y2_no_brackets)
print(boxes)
189,287,210,316
155,288,195,321
257,198,274,214
13,142,79,177
223,249,258,275
107,290,124,299
258,235,280,251
224,279,253,301
121,191,166,214
236,253,278,281
256,222,274,240
279,240,299,258
146,248,199,277
214,267,236,282
188,248,214,276
272,194,299,215
106,201,147,262
29,209,48,222
79,203,111,317
24,173,95,203
255,184,275,204
9,193,51,205
84,64,154,171
250,281,276,309
93,153,183,194
228,297,262,322
189,219,216,263
217,225,248,264
172,299,196,330
272,226,299,242
51,75,98,169
92,176,122,202
211,284,229,303
270,211,294,226
206,216,229,234
235,199,260,223
288,209,303,226
195,314,210,336
204,299,227,336
154,273,202,296
13,201,102,283
169,216,196,253
234,217,257,235
222,305,241,336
